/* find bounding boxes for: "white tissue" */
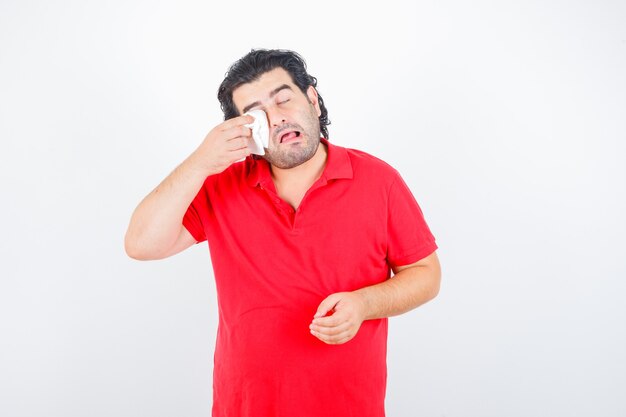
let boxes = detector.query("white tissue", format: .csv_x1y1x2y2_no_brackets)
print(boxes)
244,109,270,155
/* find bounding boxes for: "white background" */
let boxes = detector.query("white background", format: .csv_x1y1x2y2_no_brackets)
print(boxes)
1,1,625,416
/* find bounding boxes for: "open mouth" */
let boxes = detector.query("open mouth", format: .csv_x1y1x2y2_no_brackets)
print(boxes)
280,131,301,143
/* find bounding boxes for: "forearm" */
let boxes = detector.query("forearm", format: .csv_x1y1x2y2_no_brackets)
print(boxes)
354,261,441,320
310,254,441,344
124,152,210,258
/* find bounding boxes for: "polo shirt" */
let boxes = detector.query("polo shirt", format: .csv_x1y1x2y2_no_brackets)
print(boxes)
183,138,437,417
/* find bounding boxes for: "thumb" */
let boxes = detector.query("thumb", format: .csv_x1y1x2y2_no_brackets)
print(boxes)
314,293,342,318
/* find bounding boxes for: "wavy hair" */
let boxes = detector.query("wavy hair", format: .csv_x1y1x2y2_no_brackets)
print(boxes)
217,49,330,139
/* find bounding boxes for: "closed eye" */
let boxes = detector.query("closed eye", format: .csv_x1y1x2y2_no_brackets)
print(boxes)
278,99,290,105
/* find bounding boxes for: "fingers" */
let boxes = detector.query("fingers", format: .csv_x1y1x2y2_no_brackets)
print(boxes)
205,147,250,174
222,125,252,145
312,313,343,329
311,319,350,335
310,317,357,345
207,125,251,166
193,116,255,176
219,115,255,131
227,146,251,162
313,293,359,328
311,308,354,335
310,292,367,345
314,293,342,319
311,329,354,345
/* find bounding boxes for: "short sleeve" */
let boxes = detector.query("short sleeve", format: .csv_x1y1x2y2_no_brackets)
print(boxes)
182,179,211,243
386,173,437,268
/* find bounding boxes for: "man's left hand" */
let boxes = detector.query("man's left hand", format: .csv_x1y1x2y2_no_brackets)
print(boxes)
310,292,367,345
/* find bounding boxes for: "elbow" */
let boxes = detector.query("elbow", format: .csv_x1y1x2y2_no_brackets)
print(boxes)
429,264,442,300
421,261,441,303
429,273,441,301
124,236,144,260
124,231,155,261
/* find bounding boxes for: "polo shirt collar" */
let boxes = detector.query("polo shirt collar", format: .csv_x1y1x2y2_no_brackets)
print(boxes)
246,138,353,187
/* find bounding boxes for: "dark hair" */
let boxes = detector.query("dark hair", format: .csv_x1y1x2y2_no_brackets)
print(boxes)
217,49,330,139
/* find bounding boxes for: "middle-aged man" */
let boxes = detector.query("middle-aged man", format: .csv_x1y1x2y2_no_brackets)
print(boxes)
125,49,441,417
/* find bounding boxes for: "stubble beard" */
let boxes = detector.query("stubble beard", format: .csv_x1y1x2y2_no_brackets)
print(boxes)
263,106,321,169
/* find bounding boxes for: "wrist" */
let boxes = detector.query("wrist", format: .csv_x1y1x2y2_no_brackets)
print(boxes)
186,150,218,178
353,289,374,321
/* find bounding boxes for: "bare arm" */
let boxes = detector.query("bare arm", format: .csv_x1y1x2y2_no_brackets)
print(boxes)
124,115,254,260
310,251,441,344
355,251,441,319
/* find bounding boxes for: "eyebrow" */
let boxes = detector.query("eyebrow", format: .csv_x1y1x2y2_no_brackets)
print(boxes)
241,84,293,114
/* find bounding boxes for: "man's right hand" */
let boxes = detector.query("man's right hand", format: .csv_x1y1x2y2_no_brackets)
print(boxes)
124,114,256,261
190,115,255,176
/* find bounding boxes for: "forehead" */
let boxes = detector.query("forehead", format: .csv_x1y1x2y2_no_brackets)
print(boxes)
232,67,297,110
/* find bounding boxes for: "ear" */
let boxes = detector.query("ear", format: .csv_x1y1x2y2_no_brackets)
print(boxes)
306,86,322,117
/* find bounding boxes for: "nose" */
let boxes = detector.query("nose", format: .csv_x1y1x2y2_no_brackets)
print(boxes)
266,106,287,127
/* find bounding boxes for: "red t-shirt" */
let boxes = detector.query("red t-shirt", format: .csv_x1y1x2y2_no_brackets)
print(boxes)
183,139,437,417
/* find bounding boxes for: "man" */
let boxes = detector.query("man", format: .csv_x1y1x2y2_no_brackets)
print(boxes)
125,49,440,417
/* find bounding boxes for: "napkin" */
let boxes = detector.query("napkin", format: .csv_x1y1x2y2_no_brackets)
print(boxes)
244,109,270,155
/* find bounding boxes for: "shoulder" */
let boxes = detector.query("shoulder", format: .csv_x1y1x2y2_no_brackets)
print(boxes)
342,145,401,184
345,147,396,170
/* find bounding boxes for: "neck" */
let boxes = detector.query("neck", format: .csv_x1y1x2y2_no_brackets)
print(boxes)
270,141,328,186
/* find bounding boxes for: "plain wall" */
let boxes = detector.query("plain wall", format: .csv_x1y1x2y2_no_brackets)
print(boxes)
1,1,625,416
